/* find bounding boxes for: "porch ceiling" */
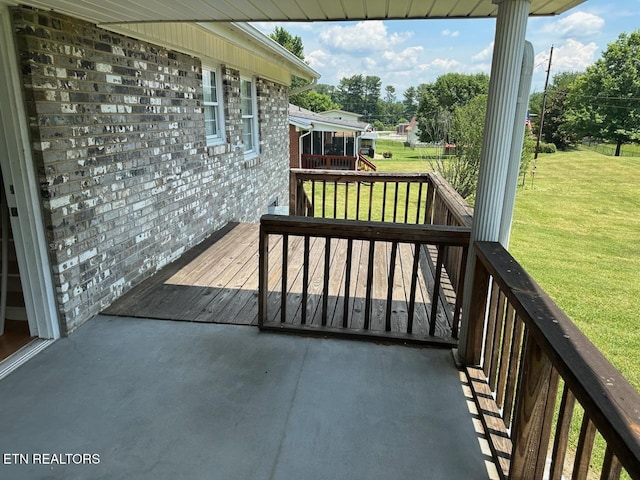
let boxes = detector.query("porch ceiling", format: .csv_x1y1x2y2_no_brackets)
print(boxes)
3,0,586,24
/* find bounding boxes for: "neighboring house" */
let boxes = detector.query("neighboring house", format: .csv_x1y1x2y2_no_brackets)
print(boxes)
0,5,319,341
289,105,376,170
317,109,362,123
406,116,421,146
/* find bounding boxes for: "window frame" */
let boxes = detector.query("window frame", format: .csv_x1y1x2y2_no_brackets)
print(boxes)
240,76,259,158
202,64,225,146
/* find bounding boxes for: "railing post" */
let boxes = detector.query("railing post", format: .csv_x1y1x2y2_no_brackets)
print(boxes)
258,222,269,328
462,251,490,365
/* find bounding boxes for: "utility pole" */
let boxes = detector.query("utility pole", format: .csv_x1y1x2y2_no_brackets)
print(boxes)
532,45,553,187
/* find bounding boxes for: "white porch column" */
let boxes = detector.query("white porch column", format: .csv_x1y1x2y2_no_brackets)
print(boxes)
457,0,531,362
500,41,534,247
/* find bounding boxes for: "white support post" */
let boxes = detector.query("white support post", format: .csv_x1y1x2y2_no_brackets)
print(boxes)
457,0,531,363
500,41,534,247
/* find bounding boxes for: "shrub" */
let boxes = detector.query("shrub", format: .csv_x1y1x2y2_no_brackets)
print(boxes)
383,151,393,158
539,142,557,154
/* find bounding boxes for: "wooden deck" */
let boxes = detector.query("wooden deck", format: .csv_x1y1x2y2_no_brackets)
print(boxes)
103,222,455,341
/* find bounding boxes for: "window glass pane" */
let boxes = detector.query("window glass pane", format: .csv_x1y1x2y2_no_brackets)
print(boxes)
241,79,253,116
204,106,217,137
242,117,253,152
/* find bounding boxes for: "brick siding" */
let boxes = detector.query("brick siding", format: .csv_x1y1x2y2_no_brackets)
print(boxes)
11,6,290,333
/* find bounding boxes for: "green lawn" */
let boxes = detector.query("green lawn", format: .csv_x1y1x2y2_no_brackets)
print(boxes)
510,148,640,391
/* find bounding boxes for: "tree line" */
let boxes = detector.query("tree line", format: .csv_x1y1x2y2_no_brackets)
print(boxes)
272,26,640,199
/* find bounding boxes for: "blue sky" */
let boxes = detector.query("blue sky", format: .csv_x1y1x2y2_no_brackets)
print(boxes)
254,0,640,96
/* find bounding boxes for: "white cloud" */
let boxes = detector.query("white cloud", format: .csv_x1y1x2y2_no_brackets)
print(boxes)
543,11,605,38
431,58,462,71
306,49,330,69
441,29,460,37
472,42,494,62
380,46,425,71
536,39,599,74
318,21,412,53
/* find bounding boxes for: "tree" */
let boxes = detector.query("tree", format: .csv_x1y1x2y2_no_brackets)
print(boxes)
295,90,339,112
565,30,640,155
402,86,418,118
540,71,581,150
269,27,338,111
416,73,489,143
430,95,487,199
270,27,304,60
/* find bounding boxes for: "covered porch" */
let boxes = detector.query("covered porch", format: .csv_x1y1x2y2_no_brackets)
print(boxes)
0,314,496,479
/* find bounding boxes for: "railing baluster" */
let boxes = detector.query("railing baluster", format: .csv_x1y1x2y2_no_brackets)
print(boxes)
322,180,326,218
600,447,623,480
415,182,423,225
573,415,597,480
393,181,399,222
424,180,434,225
503,314,524,429
322,237,330,326
483,282,500,377
342,239,353,328
356,181,361,220
364,240,375,330
333,180,337,219
451,245,467,338
385,242,398,332
407,243,420,334
381,182,387,222
281,234,288,323
344,182,349,219
550,385,576,480
496,303,516,409
367,182,373,221
509,331,558,480
404,182,410,223
489,290,506,391
301,235,310,325
429,245,445,336
311,180,316,217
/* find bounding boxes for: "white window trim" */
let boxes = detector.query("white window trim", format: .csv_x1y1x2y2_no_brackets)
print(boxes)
241,76,259,158
202,64,225,146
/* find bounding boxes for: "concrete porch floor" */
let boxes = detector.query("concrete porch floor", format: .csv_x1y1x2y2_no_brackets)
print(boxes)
0,315,496,479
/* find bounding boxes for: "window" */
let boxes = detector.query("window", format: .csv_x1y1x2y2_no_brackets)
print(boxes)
202,66,224,145
241,77,259,156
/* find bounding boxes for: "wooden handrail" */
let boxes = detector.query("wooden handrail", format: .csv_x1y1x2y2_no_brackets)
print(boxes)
357,153,377,171
261,215,470,245
465,241,640,479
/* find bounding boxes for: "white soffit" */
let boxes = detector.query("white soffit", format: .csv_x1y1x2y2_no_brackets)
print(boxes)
2,0,587,24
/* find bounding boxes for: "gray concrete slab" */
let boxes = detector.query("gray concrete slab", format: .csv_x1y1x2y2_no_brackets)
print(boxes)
0,315,494,479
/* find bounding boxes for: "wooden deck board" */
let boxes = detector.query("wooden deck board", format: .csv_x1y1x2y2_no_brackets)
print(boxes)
103,222,456,340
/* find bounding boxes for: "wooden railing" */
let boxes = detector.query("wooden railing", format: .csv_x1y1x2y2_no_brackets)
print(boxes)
301,153,356,170
289,169,471,227
357,153,377,171
464,242,640,480
258,215,470,345
289,169,472,322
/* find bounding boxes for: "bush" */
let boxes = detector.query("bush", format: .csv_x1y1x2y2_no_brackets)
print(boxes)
382,151,393,158
538,142,557,154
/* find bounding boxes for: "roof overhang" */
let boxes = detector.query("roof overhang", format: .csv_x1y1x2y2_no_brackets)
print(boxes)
0,0,587,24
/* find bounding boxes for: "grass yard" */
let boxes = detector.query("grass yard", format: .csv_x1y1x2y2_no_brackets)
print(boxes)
510,148,640,392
